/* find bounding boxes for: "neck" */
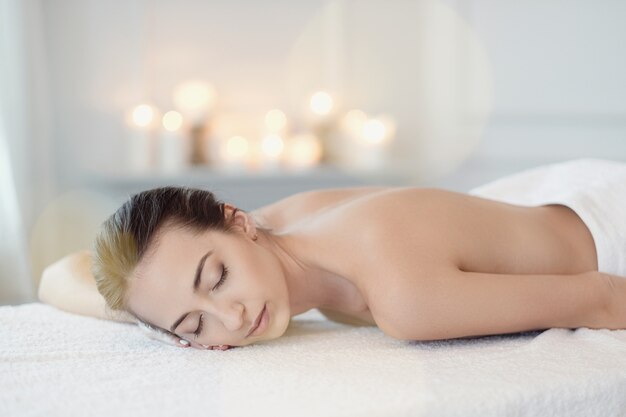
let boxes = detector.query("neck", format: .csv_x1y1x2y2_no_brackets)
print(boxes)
254,227,349,317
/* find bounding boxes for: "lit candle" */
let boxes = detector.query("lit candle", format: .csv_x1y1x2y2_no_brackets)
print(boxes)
307,90,341,163
264,109,288,134
283,133,323,171
259,133,286,172
341,109,367,136
173,80,216,125
158,111,189,173
219,135,251,172
127,104,158,173
309,91,334,117
357,115,396,170
340,111,397,171
173,80,217,165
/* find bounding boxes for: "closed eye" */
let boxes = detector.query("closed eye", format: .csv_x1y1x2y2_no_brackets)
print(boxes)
214,264,229,291
193,314,203,339
192,264,229,339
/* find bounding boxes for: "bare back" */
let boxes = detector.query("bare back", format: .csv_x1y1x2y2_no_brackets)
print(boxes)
251,187,599,327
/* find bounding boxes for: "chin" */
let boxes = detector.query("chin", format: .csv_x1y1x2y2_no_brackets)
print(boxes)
272,308,291,339
252,303,289,344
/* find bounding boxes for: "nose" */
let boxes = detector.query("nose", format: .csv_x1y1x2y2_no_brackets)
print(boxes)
212,301,245,333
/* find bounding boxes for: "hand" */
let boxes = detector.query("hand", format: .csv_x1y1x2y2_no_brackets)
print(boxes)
136,320,184,347
136,321,231,350
183,341,232,350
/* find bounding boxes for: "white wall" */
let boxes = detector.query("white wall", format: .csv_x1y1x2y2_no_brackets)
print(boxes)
431,0,626,190
39,0,626,191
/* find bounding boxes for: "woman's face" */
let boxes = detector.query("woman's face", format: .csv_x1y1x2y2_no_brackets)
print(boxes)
126,209,291,350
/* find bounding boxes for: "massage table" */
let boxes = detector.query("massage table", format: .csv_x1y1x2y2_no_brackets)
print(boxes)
2,303,626,416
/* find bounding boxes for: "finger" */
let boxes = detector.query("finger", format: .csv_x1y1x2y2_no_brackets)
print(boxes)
215,345,231,351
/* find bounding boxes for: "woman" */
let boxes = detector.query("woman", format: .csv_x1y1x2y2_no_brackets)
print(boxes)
38,158,626,351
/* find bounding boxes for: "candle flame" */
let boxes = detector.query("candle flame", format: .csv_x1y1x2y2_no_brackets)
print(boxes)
162,111,183,132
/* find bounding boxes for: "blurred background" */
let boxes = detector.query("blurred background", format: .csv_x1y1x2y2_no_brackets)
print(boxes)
1,0,625,305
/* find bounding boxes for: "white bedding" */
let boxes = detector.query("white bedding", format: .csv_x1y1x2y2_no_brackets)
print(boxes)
2,303,626,417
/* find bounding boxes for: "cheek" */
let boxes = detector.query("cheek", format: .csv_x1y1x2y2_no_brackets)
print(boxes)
258,261,283,288
246,249,278,281
237,247,285,293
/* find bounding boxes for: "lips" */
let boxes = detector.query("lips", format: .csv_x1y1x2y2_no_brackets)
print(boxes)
247,304,265,338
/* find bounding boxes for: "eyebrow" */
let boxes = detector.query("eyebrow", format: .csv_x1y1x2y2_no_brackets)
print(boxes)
170,249,213,333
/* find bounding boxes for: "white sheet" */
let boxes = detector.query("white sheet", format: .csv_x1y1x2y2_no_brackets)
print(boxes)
2,303,626,416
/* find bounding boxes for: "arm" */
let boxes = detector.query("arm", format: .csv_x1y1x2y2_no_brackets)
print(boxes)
38,251,198,349
381,268,620,341
38,250,137,324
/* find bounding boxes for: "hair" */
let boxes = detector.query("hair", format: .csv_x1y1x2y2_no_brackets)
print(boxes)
91,186,271,339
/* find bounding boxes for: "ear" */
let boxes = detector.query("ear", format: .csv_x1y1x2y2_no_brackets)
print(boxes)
223,203,258,240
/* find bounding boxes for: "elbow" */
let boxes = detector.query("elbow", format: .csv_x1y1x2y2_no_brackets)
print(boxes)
376,311,440,342
37,257,70,305
37,250,91,304
382,320,468,342
382,327,416,341
37,267,54,304
375,301,451,342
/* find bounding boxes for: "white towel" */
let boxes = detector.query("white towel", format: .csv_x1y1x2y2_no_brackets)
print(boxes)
469,158,626,276
2,303,626,417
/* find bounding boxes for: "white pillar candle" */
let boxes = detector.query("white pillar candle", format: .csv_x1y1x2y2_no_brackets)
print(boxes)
127,104,158,173
283,133,322,171
259,133,285,173
352,142,387,170
307,90,342,163
158,111,189,173
128,131,156,172
218,135,251,173
349,115,397,171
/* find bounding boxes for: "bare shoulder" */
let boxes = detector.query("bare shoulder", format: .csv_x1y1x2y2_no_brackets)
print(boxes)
331,187,463,254
303,186,461,270
250,185,393,231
